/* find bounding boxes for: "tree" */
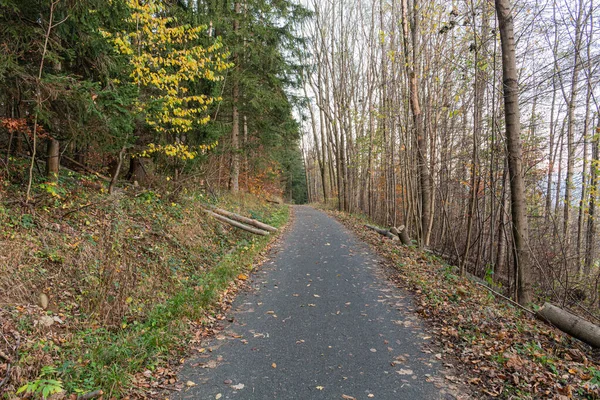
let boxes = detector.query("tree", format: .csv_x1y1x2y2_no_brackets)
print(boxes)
494,0,533,305
101,0,231,186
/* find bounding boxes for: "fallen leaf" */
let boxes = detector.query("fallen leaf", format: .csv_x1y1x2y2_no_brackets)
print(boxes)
238,273,248,280
316,386,324,390
272,363,277,369
186,381,196,387
368,395,375,398
396,369,413,375
216,394,222,399
231,383,245,390
341,395,356,400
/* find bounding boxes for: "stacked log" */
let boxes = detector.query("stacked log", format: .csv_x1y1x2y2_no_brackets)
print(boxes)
208,206,278,232
202,207,277,236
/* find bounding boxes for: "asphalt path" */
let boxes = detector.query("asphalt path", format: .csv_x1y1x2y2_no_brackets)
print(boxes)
177,206,444,399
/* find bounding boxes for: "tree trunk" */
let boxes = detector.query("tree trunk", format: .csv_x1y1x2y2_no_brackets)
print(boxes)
204,210,269,236
46,138,59,182
208,206,277,232
563,0,585,244
584,120,599,276
109,145,126,194
537,302,600,348
229,1,241,193
365,224,399,241
391,225,412,246
404,0,430,247
495,0,534,305
127,156,145,184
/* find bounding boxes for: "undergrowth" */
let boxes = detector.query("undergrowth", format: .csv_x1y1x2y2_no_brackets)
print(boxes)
0,164,288,398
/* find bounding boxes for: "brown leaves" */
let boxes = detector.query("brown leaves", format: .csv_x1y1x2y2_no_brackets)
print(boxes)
327,209,600,399
503,352,526,372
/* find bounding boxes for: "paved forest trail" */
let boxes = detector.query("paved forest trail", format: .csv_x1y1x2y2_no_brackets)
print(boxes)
177,206,445,399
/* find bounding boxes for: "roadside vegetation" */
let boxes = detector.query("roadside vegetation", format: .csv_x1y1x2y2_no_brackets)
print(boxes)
0,162,288,398
325,207,600,399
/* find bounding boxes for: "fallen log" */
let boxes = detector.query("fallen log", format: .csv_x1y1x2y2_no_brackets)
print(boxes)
204,210,269,236
537,302,600,348
77,390,103,400
390,225,411,245
365,224,398,241
207,206,277,232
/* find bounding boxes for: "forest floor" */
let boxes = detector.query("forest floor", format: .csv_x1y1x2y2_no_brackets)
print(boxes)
0,166,288,399
322,206,600,399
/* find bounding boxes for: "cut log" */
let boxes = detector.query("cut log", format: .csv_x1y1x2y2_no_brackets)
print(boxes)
204,210,269,236
208,206,277,232
537,302,600,348
77,390,103,400
365,224,399,241
390,225,411,245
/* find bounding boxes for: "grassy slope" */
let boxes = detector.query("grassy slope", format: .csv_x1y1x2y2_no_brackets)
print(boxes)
0,169,288,399
323,207,600,399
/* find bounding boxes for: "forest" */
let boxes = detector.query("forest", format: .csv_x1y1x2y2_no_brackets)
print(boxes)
301,0,600,310
0,0,309,202
3,0,600,398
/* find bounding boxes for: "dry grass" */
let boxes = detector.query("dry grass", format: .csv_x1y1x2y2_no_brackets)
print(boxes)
0,176,288,398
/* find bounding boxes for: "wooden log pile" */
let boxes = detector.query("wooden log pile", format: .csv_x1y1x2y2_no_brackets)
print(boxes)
202,206,278,236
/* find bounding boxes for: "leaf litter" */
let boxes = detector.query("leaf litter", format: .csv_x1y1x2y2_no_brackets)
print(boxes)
326,208,600,399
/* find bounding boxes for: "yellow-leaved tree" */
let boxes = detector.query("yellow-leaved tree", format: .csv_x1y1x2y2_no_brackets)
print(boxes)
102,0,232,164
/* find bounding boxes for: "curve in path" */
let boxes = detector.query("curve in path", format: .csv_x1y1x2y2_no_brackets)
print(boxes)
177,206,444,399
